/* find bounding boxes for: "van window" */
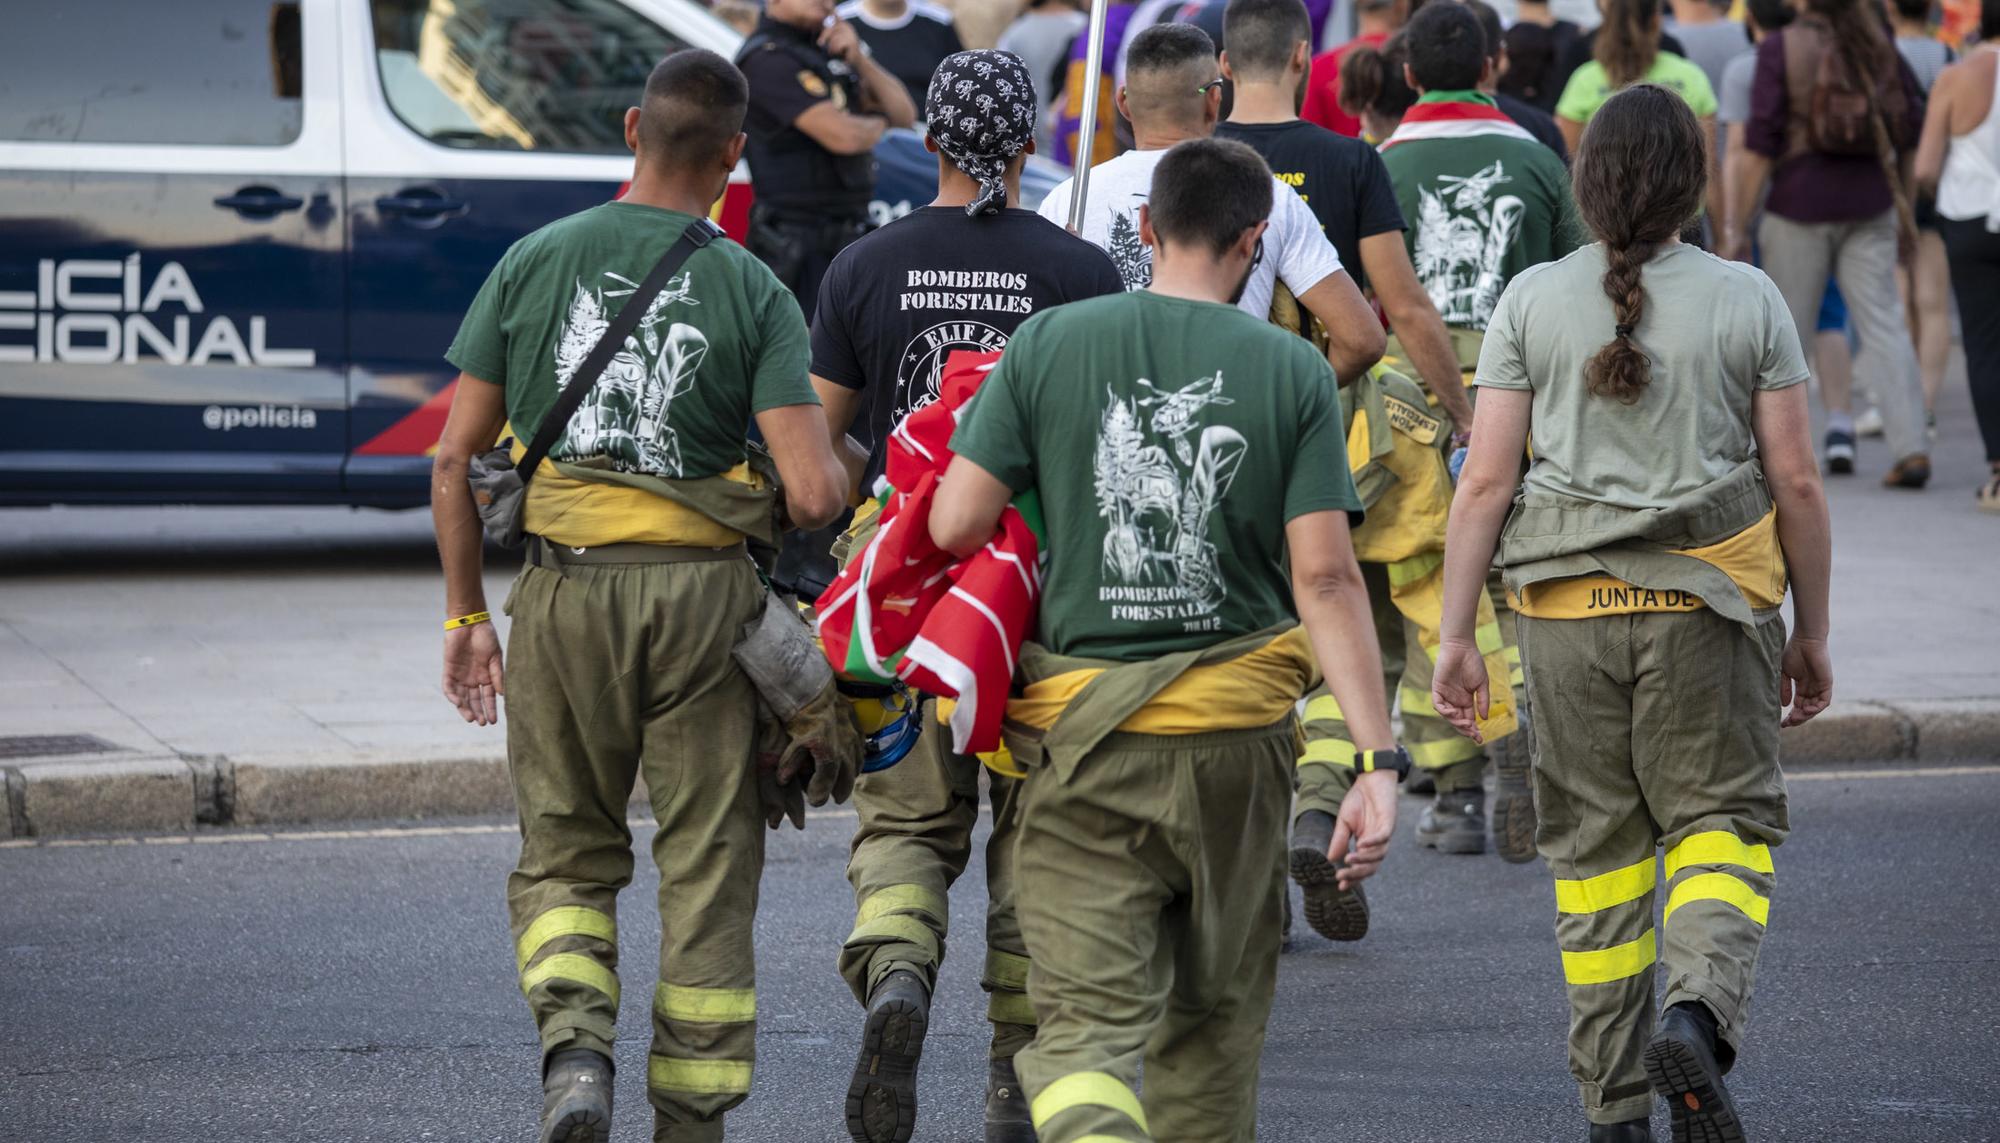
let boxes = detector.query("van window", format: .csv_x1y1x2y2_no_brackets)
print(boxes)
0,1,304,146
371,0,690,154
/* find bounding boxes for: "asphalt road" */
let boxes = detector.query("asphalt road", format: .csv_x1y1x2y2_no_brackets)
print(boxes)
2,767,1995,1143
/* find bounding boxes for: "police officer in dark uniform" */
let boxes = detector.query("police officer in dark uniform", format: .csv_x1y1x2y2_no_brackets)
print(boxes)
736,0,917,319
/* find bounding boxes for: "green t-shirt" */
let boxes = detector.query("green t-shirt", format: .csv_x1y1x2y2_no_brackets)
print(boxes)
1555,52,1718,124
1475,243,1809,511
446,201,815,480
951,291,1363,662
1381,101,1583,332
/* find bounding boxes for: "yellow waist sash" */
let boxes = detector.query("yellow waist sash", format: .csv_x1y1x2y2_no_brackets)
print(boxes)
518,450,759,549
1513,510,1788,619
1006,627,1318,736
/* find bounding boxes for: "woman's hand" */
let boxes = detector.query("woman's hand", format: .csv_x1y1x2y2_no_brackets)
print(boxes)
1779,634,1832,728
1430,636,1491,743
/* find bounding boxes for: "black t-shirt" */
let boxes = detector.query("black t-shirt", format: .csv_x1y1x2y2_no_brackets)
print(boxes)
1214,118,1407,292
1500,20,1581,111
810,206,1124,482
840,2,965,106
1496,91,1571,162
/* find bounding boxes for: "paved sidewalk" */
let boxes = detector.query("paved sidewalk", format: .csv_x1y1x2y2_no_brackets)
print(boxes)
2,379,1995,836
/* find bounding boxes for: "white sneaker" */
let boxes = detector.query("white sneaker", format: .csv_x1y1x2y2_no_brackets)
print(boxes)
1855,407,1886,438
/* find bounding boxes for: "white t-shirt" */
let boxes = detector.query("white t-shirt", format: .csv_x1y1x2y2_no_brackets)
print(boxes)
1037,147,1344,321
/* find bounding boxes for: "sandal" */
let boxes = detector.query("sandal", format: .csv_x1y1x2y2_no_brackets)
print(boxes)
1980,472,2000,514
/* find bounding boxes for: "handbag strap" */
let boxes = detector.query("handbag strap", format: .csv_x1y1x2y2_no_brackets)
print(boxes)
515,217,719,480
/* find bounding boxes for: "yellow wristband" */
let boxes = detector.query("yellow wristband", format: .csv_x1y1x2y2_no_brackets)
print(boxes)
444,611,491,631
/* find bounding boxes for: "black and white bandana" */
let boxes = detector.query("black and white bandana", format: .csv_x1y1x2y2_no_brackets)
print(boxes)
925,49,1037,217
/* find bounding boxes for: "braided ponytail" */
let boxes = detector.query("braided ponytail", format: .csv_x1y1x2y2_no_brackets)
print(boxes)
1570,85,1708,403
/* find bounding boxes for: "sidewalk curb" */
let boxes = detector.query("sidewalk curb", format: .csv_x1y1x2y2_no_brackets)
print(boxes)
3,699,1996,840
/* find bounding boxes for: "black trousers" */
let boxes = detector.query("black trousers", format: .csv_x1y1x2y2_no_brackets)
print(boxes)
744,206,866,320
1939,215,2000,465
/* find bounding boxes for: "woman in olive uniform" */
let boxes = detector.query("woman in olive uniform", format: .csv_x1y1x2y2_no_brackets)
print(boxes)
1430,85,1834,1143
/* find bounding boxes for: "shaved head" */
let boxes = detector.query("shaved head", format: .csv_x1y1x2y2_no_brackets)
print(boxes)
637,49,747,169
1122,23,1219,133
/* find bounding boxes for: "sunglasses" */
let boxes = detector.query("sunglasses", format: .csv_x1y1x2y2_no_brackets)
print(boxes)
1195,77,1226,96
1252,236,1265,269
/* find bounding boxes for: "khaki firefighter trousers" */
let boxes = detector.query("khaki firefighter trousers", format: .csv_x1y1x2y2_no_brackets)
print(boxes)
1518,608,1789,1126
1012,722,1294,1143
839,700,1034,1058
503,556,766,1143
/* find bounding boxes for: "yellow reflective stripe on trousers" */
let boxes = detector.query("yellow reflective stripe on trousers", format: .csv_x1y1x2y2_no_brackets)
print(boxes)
1407,735,1482,768
515,905,616,972
1398,685,1439,718
1554,859,1657,914
845,913,941,960
1476,620,1506,657
1302,694,1344,724
1664,831,1774,879
1387,552,1443,588
520,952,620,1004
1297,738,1358,769
857,883,947,925
654,983,756,1024
1030,1071,1149,1135
1664,872,1771,926
1561,928,1657,986
647,1055,752,1094
987,989,1039,1026
985,949,1031,992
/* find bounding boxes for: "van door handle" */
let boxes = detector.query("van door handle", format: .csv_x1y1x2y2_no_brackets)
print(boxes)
377,193,469,218
214,187,306,216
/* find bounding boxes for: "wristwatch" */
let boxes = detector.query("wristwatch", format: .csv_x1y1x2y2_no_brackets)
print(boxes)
1356,746,1413,783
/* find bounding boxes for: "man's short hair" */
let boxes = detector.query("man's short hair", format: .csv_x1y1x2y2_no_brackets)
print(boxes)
1123,23,1220,128
1403,1,1487,91
1148,138,1273,256
639,49,748,166
1461,0,1505,62
1223,0,1312,81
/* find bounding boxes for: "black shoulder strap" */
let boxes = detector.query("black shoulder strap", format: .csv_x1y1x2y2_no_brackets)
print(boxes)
515,218,718,481
735,32,772,65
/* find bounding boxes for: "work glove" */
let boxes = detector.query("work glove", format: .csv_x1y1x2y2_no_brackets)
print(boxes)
734,593,865,826
782,685,863,808
754,705,806,831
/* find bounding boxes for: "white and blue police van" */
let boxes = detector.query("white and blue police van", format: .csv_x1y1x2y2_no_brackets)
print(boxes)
0,0,1061,508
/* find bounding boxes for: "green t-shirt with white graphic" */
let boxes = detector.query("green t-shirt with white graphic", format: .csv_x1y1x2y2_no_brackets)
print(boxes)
1381,102,1582,333
950,290,1363,662
447,201,815,480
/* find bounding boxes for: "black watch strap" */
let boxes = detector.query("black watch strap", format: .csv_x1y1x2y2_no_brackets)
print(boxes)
1356,746,1413,782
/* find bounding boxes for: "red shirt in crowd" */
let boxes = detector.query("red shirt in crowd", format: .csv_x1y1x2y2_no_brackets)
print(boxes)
1300,31,1388,138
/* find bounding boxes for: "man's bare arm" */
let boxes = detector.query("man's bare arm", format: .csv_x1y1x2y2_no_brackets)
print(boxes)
754,403,851,531
929,455,1014,558
1287,508,1398,886
1297,270,1387,384
430,372,509,725
1359,232,1476,431
810,374,872,498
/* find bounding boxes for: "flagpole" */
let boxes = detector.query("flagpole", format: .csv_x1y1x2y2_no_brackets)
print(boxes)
1067,0,1112,234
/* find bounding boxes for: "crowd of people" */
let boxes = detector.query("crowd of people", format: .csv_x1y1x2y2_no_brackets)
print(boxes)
426,1,1997,1142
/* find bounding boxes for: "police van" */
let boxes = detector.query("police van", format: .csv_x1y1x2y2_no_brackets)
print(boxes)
0,0,1059,508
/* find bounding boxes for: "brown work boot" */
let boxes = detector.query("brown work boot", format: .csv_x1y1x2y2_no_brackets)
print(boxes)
540,1048,612,1143
1883,454,1931,489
